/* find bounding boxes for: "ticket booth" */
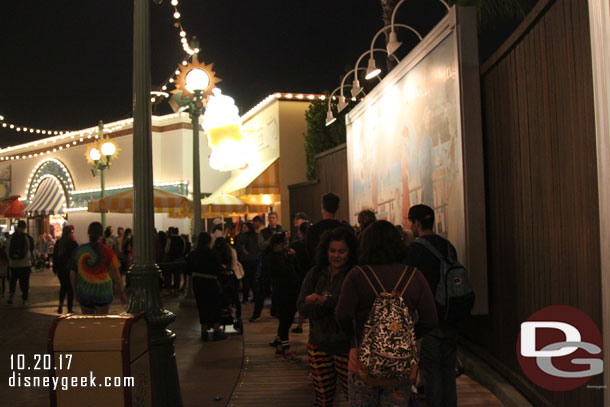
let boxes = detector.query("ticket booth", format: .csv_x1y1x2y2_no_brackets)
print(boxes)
48,314,152,407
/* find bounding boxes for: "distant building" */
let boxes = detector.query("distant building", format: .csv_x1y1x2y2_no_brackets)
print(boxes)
0,93,318,242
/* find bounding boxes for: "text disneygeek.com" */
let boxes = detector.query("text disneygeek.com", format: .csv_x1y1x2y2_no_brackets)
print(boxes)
9,353,134,391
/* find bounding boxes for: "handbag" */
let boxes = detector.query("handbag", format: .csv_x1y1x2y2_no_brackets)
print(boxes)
233,260,245,280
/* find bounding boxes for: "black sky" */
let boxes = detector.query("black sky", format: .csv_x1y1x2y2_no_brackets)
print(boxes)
0,0,449,148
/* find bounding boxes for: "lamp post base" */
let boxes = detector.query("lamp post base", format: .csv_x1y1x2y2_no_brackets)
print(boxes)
127,263,182,407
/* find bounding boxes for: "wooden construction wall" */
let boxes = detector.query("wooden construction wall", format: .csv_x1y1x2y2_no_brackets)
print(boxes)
473,0,603,405
288,144,349,235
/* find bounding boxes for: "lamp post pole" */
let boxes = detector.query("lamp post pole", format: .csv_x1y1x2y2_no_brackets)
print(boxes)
89,121,111,230
190,90,203,240
131,1,182,406
100,165,106,229
99,123,107,230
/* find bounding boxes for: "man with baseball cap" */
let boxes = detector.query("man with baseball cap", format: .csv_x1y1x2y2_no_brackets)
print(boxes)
406,204,459,407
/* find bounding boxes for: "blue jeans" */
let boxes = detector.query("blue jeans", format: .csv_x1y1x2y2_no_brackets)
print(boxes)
420,326,457,407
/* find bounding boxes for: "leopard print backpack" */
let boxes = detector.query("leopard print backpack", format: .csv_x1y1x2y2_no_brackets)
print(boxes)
356,265,419,387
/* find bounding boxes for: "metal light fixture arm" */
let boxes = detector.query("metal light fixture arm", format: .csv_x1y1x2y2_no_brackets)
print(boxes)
371,23,423,51
339,67,377,108
354,47,400,85
390,0,449,29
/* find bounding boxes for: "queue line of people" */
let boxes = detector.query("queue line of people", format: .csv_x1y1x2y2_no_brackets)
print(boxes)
241,193,463,407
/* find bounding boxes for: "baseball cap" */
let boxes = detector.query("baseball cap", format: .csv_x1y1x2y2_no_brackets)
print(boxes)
407,204,434,224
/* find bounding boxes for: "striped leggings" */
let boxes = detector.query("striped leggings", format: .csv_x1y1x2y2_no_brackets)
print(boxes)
308,343,349,406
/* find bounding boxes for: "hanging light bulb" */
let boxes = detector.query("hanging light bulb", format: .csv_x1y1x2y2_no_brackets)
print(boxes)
337,95,348,112
351,78,362,98
325,109,336,126
365,57,381,80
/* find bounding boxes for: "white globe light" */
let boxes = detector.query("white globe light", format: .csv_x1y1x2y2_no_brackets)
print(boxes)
89,148,101,161
185,69,210,93
101,142,116,156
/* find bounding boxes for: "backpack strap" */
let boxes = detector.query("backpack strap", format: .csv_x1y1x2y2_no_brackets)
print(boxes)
356,265,386,296
392,265,417,296
412,238,447,262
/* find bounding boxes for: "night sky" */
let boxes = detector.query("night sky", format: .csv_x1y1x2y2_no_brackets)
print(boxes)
0,1,450,148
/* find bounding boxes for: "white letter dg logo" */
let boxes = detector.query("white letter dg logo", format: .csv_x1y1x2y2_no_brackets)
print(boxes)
516,306,603,391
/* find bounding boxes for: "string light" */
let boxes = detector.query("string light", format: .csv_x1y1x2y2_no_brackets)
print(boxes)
0,115,69,136
0,94,320,162
241,93,325,124
0,113,187,161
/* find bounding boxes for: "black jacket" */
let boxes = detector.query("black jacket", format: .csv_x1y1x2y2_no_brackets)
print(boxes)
263,250,299,305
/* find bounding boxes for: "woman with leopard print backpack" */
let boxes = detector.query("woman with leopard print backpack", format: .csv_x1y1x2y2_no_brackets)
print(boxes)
335,220,438,406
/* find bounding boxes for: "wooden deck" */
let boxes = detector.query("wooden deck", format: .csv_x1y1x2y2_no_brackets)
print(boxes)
229,305,504,406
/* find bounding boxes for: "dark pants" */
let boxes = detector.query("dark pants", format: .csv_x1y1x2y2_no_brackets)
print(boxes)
251,275,270,318
171,264,182,290
163,262,182,289
57,270,74,311
277,304,296,343
241,259,257,301
192,276,221,325
9,267,31,301
234,285,242,319
420,325,458,407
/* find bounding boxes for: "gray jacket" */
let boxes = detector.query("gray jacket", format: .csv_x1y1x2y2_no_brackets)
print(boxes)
6,231,34,268
297,265,351,354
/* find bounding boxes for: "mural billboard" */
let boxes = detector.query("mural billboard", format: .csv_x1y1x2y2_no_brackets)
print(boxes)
347,31,464,253
347,8,488,315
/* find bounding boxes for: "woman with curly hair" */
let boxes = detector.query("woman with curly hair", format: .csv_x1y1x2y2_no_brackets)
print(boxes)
335,220,437,406
297,227,358,406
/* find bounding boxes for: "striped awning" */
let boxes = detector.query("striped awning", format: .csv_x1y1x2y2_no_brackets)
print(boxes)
167,194,269,219
214,157,280,197
201,194,269,216
0,196,25,218
87,188,192,214
25,177,66,216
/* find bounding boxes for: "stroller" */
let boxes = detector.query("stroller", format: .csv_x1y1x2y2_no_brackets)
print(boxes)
217,269,243,334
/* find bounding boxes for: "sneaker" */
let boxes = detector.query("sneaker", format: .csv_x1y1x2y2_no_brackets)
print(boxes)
249,316,260,323
280,350,301,362
212,331,228,341
291,326,303,334
233,319,243,332
269,338,281,347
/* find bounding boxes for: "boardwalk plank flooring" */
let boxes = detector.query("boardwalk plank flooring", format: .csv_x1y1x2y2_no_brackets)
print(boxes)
229,305,503,407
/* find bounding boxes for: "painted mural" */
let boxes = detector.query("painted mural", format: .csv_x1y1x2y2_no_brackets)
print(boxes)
347,32,465,244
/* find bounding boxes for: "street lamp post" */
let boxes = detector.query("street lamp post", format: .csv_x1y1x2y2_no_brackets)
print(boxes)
89,121,117,230
131,0,181,406
171,51,220,241
189,91,204,240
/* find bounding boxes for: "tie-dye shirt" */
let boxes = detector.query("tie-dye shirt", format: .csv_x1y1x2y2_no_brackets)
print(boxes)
71,242,120,306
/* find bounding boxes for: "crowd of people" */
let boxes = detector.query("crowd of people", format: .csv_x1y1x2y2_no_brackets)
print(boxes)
227,192,463,407
0,190,466,407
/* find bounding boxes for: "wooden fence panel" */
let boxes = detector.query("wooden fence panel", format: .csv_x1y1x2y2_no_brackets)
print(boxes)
476,0,602,405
